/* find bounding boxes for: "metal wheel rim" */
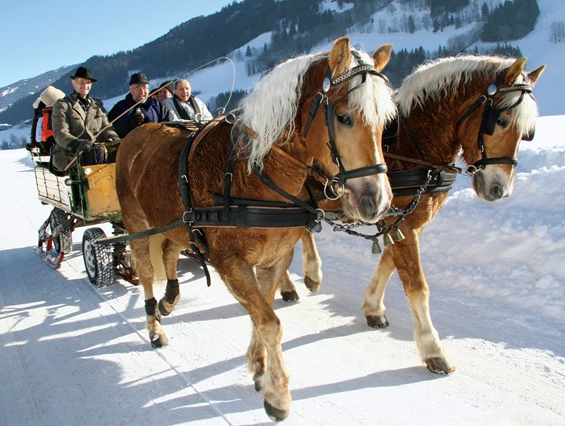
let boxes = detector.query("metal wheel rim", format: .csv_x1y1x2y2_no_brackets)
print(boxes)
83,239,97,278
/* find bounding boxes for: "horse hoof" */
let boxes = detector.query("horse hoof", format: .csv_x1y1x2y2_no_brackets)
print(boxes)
426,357,455,375
158,299,173,317
150,333,169,349
264,400,290,422
304,276,320,292
366,315,389,328
281,290,300,302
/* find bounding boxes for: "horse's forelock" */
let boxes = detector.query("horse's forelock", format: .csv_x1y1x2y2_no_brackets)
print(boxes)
236,54,318,172
348,50,397,129
497,71,540,136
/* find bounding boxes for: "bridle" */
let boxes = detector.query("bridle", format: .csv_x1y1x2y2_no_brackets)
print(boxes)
457,68,534,173
303,51,390,191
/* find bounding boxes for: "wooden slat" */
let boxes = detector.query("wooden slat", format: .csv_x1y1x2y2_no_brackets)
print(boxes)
34,166,72,210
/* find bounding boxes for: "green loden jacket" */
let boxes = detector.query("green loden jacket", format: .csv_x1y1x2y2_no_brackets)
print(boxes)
51,92,119,171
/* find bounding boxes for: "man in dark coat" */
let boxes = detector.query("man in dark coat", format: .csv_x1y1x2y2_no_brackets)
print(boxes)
51,67,119,172
107,73,168,138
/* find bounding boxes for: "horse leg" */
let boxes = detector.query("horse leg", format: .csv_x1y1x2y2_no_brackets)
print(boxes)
301,231,322,292
279,245,299,302
279,271,300,302
254,251,294,420
158,239,184,316
362,248,396,328
129,237,169,348
217,254,292,421
390,234,455,374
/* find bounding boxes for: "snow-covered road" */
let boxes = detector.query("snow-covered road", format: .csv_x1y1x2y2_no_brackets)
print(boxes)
1,142,564,425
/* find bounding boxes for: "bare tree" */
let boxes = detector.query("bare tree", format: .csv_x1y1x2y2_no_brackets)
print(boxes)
549,21,565,44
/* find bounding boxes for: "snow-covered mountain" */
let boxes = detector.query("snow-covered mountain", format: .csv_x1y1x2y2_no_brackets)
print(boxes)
0,64,77,112
1,0,563,142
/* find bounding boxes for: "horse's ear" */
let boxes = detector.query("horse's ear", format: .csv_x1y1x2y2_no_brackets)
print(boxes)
527,65,546,85
329,37,351,78
502,57,527,85
373,44,393,72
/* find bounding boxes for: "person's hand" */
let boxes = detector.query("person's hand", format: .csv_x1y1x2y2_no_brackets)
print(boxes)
131,112,144,125
75,139,92,152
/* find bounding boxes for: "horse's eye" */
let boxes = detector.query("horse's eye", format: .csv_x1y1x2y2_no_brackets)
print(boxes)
496,117,509,128
337,114,353,126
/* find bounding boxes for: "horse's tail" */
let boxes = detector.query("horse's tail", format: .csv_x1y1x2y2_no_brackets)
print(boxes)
149,234,167,283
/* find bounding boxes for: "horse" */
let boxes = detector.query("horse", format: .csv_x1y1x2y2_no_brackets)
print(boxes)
280,54,545,375
115,37,397,421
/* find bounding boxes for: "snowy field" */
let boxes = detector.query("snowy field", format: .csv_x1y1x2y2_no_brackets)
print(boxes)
0,112,564,425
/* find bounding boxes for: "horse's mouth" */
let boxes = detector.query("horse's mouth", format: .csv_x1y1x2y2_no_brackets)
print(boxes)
473,172,512,201
342,187,386,223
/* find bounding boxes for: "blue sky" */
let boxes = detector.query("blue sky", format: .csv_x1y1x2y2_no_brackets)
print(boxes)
0,0,239,88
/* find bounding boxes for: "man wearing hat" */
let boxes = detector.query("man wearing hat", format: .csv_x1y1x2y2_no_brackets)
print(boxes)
51,66,120,172
156,80,173,102
107,72,168,139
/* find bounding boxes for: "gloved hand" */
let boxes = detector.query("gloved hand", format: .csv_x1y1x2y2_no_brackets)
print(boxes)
75,139,93,152
131,112,145,125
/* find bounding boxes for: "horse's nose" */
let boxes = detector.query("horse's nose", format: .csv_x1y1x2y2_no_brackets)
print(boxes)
360,195,378,218
489,184,505,200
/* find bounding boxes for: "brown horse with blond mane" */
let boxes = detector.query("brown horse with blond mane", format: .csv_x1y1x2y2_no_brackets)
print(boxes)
280,54,545,375
115,37,396,420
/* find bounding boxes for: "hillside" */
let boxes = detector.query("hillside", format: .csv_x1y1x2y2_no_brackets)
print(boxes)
0,65,77,112
0,0,563,131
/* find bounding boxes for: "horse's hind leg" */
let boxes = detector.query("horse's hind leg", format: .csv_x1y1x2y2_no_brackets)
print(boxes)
217,253,292,421
158,239,184,317
129,237,169,348
362,248,396,328
389,233,454,374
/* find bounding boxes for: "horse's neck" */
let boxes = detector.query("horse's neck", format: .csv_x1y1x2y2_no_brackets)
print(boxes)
234,136,311,202
394,92,472,168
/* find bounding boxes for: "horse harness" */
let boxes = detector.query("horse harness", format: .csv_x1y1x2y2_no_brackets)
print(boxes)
178,56,393,284
456,68,534,172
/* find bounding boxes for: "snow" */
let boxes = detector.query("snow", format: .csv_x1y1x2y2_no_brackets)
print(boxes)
1,1,565,424
1,119,565,424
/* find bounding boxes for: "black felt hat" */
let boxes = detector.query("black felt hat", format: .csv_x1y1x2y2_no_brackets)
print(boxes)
130,73,149,85
159,80,174,94
70,67,97,82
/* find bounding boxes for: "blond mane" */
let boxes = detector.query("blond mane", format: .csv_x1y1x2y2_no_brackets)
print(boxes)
395,55,539,135
236,49,396,172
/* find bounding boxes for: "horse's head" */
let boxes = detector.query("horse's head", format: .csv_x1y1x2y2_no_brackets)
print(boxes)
300,37,396,222
457,58,545,201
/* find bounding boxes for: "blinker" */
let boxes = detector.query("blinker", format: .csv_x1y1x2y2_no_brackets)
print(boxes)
481,108,501,136
487,84,497,96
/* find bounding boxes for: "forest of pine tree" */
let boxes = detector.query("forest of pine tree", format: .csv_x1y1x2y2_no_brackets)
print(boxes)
0,0,539,127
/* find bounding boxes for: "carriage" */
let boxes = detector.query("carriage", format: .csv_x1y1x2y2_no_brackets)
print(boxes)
30,149,138,288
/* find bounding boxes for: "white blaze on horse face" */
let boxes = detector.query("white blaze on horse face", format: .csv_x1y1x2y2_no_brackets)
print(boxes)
335,52,394,222
341,129,392,223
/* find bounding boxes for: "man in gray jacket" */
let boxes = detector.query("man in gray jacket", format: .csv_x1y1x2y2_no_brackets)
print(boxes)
161,79,213,123
51,67,119,172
